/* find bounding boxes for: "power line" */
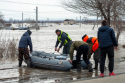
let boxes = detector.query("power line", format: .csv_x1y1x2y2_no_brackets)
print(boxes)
0,9,73,14
0,0,61,7
4,14,22,16
0,9,34,13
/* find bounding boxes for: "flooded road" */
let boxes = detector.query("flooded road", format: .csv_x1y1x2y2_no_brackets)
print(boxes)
0,24,125,83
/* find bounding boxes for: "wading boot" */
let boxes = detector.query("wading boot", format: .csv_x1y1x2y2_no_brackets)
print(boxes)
88,64,93,72
77,64,81,72
104,62,106,69
19,61,22,67
93,60,98,70
26,60,31,68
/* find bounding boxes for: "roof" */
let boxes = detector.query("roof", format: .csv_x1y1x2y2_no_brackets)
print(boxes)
64,19,75,21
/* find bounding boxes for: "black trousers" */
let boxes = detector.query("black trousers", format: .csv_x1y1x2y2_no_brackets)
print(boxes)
93,48,100,62
76,45,90,65
100,46,114,73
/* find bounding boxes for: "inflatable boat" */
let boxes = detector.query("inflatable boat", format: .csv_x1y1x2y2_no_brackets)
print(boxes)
28,51,88,71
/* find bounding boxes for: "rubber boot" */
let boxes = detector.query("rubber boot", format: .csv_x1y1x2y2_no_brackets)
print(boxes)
72,60,77,69
26,60,31,68
77,64,81,72
93,60,98,70
19,61,22,67
88,64,93,72
105,66,106,69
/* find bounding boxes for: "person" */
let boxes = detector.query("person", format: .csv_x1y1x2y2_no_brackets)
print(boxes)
55,29,72,54
98,20,118,77
69,41,93,72
82,34,100,70
18,30,33,67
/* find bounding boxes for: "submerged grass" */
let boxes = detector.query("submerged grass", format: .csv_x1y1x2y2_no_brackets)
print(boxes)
0,38,18,60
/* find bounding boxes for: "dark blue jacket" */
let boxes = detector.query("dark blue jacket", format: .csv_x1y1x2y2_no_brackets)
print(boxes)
19,32,33,52
98,26,118,48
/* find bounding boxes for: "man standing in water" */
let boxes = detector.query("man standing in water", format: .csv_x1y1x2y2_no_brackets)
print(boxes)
55,29,72,54
98,20,118,77
18,30,33,67
69,41,93,72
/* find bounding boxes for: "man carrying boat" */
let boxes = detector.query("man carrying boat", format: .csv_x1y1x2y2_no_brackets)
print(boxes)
55,29,72,54
82,34,100,70
69,41,93,72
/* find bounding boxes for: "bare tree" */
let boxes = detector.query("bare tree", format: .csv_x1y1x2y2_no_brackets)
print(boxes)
30,19,36,27
0,12,4,24
24,18,35,27
111,0,125,43
61,0,125,42
9,18,14,23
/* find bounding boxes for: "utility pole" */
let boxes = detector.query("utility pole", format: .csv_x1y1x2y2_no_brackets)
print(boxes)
36,6,38,30
82,17,84,24
76,17,77,25
22,13,23,27
80,16,81,27
47,18,49,26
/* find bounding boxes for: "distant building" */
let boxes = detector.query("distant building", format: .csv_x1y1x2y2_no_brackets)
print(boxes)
63,19,76,25
4,23,11,27
0,23,4,27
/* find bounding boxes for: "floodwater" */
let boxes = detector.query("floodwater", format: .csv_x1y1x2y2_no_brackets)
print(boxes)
0,24,125,83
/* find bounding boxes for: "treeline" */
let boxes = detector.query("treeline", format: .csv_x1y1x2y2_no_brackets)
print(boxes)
2,18,125,26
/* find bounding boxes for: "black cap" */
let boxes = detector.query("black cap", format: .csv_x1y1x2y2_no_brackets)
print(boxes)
27,30,32,35
55,29,60,33
82,34,87,40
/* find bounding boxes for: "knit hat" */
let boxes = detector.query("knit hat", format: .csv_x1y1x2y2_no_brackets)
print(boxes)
82,34,87,40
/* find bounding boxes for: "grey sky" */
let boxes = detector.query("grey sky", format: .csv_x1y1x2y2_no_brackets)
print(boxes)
0,0,96,20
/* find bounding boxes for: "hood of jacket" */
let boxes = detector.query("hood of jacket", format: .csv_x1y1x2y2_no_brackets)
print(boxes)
99,26,109,32
23,32,30,36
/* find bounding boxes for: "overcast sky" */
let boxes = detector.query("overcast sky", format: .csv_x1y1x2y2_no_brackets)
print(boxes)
0,0,96,21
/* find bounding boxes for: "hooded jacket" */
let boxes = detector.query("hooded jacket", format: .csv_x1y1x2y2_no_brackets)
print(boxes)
19,31,33,52
98,26,118,48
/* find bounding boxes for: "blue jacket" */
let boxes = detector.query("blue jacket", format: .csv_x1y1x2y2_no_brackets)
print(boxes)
19,32,33,52
98,26,118,48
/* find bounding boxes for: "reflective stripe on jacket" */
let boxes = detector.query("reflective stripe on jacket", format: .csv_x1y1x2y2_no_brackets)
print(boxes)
57,31,71,45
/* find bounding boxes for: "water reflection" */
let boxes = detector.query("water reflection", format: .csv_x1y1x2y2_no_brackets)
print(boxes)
18,67,32,83
0,60,124,83
0,45,125,83
16,67,97,83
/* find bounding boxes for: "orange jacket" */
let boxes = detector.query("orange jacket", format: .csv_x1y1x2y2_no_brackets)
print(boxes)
83,35,99,53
